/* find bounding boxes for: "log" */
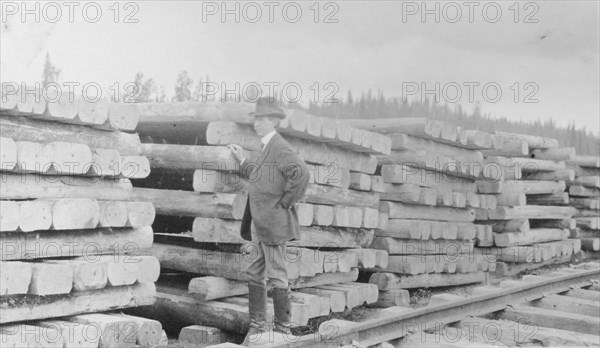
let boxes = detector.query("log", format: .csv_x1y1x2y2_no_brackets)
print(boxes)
28,262,74,295
34,320,97,348
109,313,163,347
480,140,528,157
17,200,53,232
146,242,250,281
47,258,108,291
370,271,486,290
121,156,151,179
178,325,221,347
309,163,351,189
130,187,245,219
477,180,566,195
189,220,374,248
89,148,122,177
312,204,333,226
131,285,252,333
67,313,138,347
493,131,558,149
366,289,410,308
346,117,439,137
377,150,480,179
77,97,109,126
0,115,141,155
388,133,483,162
531,219,575,230
361,207,380,228
0,201,20,232
490,219,530,233
570,176,600,188
493,228,568,247
488,206,577,220
124,201,156,227
570,165,600,177
193,169,247,193
380,201,474,222
527,192,569,205
50,198,100,230
370,175,385,193
531,147,575,161
0,261,32,295
495,193,526,206
569,185,600,197
567,155,600,168
524,169,574,181
0,324,63,348
1,283,155,325
380,164,478,192
0,173,133,200
464,130,493,149
376,219,432,240
98,201,128,227
349,173,371,191
302,184,380,208
0,226,153,261
0,137,17,171
140,143,248,171
370,237,473,255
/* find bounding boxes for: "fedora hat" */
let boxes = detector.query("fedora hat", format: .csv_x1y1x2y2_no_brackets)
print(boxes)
249,97,286,119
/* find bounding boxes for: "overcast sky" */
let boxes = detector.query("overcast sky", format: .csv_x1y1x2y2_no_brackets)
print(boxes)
2,1,598,133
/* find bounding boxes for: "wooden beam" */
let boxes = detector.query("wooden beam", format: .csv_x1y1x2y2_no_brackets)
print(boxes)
0,115,141,155
369,271,485,290
492,131,558,149
130,187,245,219
488,206,577,220
140,143,248,171
0,283,155,324
1,173,132,200
370,237,473,255
380,201,474,222
0,226,153,261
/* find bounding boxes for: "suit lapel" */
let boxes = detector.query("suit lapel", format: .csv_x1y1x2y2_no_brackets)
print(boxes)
256,133,278,169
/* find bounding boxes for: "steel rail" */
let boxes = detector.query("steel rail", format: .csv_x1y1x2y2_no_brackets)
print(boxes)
256,267,600,348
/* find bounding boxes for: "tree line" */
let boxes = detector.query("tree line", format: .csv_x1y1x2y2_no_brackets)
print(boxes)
41,55,599,156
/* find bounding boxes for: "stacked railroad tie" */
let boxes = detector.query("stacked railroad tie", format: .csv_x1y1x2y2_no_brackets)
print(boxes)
475,131,581,276
0,86,165,347
347,119,498,293
566,155,600,257
123,102,392,338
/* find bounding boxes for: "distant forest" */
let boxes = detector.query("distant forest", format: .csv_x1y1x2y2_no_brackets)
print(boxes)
304,92,600,156
40,55,600,156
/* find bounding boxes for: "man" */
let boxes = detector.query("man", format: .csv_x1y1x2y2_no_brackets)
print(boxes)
228,97,310,345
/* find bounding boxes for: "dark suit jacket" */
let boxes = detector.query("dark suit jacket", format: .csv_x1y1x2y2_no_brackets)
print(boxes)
239,132,310,244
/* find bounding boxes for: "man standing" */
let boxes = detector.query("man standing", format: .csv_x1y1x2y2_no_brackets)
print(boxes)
228,97,310,345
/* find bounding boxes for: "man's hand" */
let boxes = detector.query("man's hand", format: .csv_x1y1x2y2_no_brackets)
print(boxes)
228,144,245,163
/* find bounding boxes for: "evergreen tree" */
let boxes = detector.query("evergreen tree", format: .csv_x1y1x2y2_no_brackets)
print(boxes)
42,52,61,86
174,71,193,102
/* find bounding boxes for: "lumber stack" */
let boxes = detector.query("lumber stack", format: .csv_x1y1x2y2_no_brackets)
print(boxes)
125,102,387,334
566,156,600,256
349,119,499,291
0,88,163,347
473,132,581,276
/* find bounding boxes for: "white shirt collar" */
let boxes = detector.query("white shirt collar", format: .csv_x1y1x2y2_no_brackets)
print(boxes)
261,130,277,148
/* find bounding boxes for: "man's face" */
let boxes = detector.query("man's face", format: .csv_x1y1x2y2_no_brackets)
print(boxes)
253,116,278,137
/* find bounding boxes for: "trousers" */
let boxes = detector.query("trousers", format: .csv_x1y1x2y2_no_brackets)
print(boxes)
246,227,288,289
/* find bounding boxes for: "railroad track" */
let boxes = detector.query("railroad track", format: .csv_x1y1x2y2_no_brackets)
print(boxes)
230,263,600,348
